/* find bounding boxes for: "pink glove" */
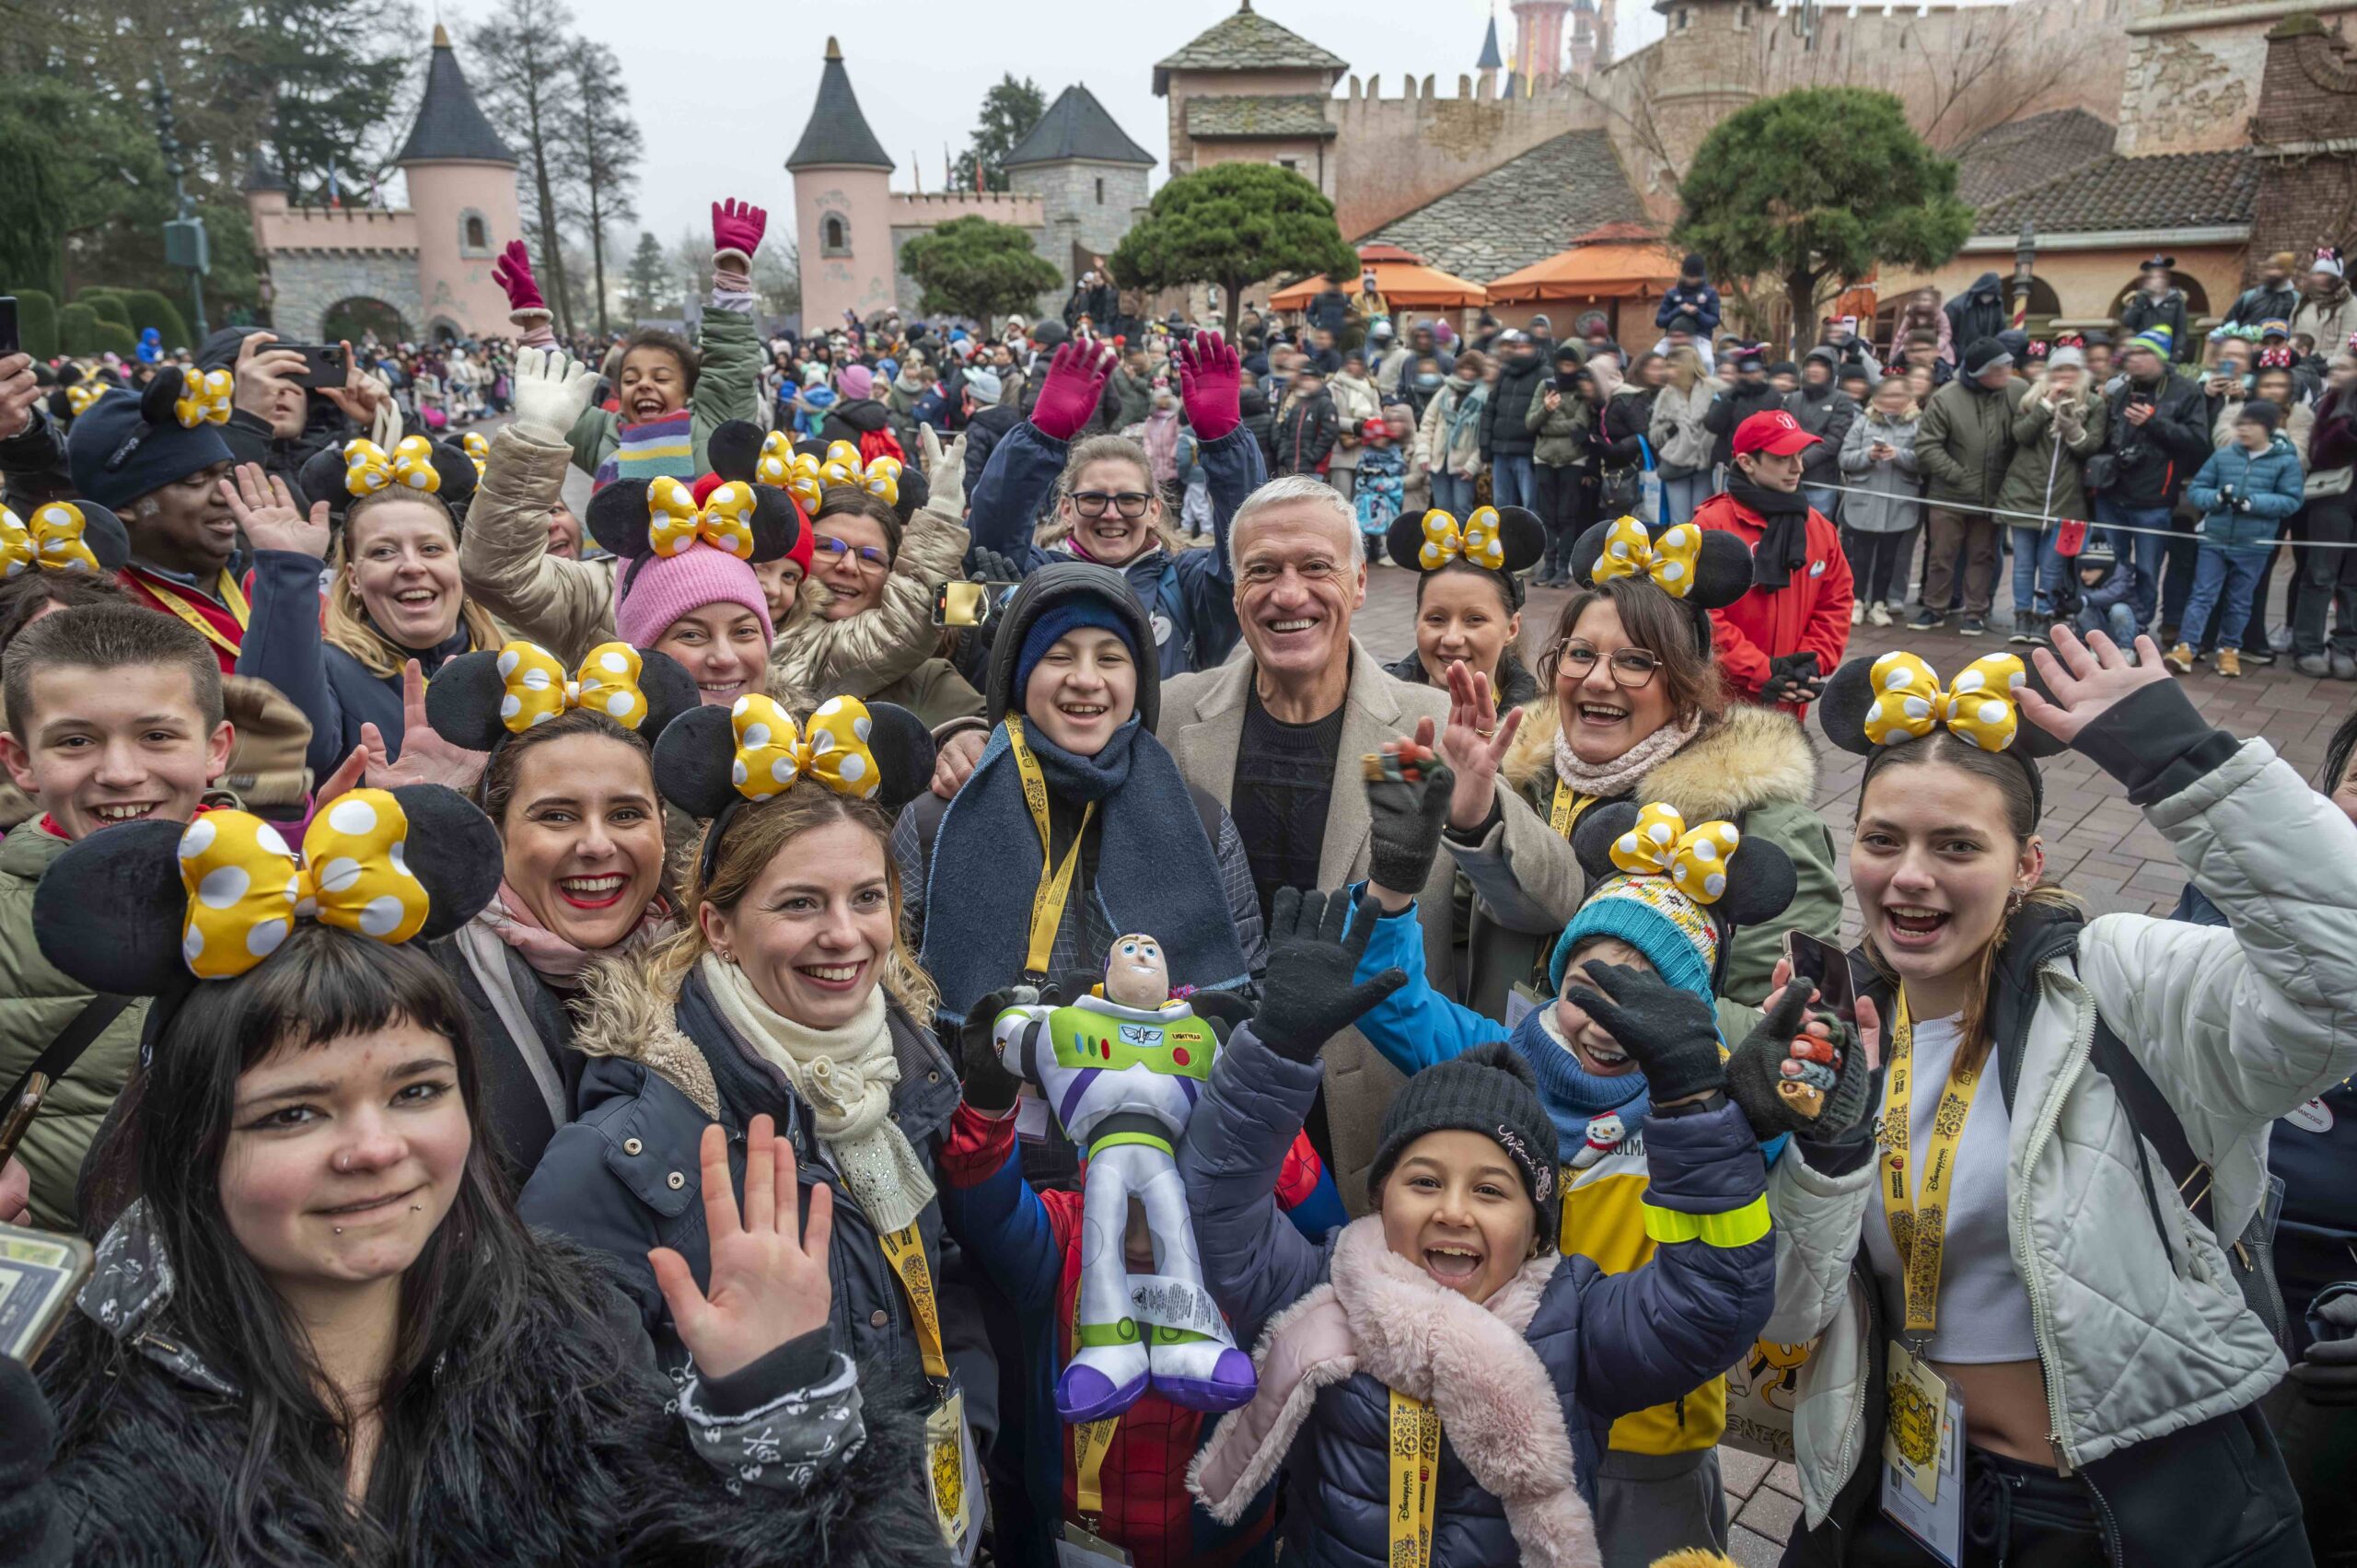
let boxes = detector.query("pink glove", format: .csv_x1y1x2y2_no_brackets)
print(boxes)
492,240,545,313
1177,330,1242,443
711,199,766,259
1030,342,1116,442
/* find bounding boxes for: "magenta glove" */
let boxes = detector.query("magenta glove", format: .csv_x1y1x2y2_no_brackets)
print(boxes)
492,240,545,313
1030,341,1116,442
1177,330,1242,443
711,198,766,259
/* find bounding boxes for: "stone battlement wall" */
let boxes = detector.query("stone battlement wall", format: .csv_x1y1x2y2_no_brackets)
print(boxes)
254,205,421,253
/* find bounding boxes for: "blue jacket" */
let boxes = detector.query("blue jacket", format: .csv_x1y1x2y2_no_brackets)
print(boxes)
1179,1026,1774,1565
2186,433,2304,552
1655,280,1723,335
2079,555,2144,618
967,416,1262,677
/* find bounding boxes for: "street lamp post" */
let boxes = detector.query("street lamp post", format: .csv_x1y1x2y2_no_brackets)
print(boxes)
153,75,211,342
2013,218,2037,331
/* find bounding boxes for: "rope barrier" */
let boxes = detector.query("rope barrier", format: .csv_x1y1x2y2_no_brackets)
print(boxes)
1789,479,2357,550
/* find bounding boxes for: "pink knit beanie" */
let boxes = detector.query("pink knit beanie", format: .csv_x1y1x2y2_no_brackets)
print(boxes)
838,363,874,400
613,542,774,649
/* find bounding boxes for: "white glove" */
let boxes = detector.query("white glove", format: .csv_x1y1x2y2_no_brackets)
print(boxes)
510,346,600,446
922,424,970,517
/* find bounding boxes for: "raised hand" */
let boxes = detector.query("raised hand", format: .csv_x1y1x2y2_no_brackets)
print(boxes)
1252,888,1406,1062
1724,969,1881,1141
1434,662,1522,830
1364,730,1454,905
492,239,546,314
318,339,387,427
958,986,1037,1112
0,353,41,441
930,728,987,800
1031,340,1117,442
1563,960,1724,1106
1176,330,1242,441
711,198,767,260
221,462,328,558
2022,624,2174,746
651,1117,835,1382
920,422,970,517
508,346,600,445
230,331,306,426
359,664,488,791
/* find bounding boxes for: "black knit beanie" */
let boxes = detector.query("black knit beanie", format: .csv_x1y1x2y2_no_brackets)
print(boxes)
1367,1040,1562,1245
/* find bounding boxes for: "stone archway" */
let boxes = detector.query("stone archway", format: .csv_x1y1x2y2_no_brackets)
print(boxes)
321,296,410,347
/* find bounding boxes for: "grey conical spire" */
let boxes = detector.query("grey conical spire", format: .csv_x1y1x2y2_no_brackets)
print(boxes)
785,38,896,172
396,25,514,165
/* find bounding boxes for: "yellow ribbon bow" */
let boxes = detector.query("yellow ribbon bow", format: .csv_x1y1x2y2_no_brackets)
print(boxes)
494,640,649,734
647,475,757,559
0,503,102,577
343,436,442,497
728,693,881,803
784,451,826,517
173,369,235,429
1608,801,1743,903
65,380,110,417
1589,517,1702,598
1418,506,1505,571
176,791,431,980
819,453,900,508
1862,651,2026,753
462,430,489,479
824,439,862,470
755,430,798,485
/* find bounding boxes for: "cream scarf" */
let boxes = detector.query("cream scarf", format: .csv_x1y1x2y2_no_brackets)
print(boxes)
1550,709,1701,801
699,955,936,1235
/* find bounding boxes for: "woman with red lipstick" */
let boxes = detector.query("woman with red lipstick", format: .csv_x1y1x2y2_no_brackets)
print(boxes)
1761,631,2357,1567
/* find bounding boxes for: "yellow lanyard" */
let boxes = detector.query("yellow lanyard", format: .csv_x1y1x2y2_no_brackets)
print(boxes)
1387,1388,1442,1568
877,1222,952,1381
1876,994,1988,1342
1069,1288,1119,1519
1006,715,1096,978
1550,779,1596,839
138,569,250,656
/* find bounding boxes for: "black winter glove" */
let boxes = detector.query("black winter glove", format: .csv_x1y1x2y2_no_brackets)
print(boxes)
1364,748,1455,896
958,986,1035,1113
1724,981,1875,1142
1252,888,1407,1063
965,543,1026,584
1563,960,1726,1105
2291,1290,2357,1407
1761,650,1821,707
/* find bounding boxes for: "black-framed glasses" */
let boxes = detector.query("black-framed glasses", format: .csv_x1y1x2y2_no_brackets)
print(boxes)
1072,490,1153,519
1551,641,1662,689
813,534,889,570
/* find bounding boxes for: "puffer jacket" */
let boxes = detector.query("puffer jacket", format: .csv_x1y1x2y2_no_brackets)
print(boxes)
2188,431,2305,551
1646,377,1716,478
2119,286,2194,364
1180,1025,1774,1567
1523,382,1592,468
1701,378,1784,470
1482,355,1550,460
0,823,148,1230
1447,701,1842,1021
1834,406,1922,534
2291,283,2357,360
1784,367,1856,489
1766,684,2357,1562
1326,371,1383,470
1417,377,1489,480
1998,378,2108,525
1914,373,2024,507
563,305,761,477
516,953,998,1453
770,495,970,701
460,422,620,668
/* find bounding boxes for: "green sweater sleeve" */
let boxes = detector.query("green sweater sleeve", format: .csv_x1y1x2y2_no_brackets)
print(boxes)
689,308,761,471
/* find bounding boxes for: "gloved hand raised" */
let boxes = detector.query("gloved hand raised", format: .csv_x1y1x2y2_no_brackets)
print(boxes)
1031,341,1117,442
711,198,767,262
1176,330,1242,442
1252,888,1406,1063
492,239,546,316
958,985,1036,1113
1364,739,1454,900
920,423,969,517
1724,980,1877,1141
509,347,601,447
1563,961,1725,1106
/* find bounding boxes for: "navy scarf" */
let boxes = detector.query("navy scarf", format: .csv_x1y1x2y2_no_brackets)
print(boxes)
923,715,1248,1022
1510,1005,1650,1156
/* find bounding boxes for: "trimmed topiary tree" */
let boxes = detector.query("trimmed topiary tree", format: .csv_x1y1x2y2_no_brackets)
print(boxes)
90,320,137,358
16,288,58,358
119,288,192,352
79,290,133,331
58,300,99,355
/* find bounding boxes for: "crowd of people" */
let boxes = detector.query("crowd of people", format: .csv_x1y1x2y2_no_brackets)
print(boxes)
0,191,2351,1568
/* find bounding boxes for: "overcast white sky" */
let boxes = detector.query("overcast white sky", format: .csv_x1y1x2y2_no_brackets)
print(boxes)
423,0,1666,247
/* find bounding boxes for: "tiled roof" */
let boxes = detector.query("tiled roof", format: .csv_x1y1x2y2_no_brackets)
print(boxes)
1974,146,2257,237
1365,130,1645,282
395,29,514,166
1184,94,1335,139
1155,4,1348,94
1953,109,2115,211
1004,85,1155,168
785,40,895,172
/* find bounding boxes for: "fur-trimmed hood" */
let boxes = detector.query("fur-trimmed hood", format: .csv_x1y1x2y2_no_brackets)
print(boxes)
1503,697,1818,820
574,947,723,1118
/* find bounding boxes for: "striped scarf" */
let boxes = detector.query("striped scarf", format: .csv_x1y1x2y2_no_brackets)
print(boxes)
591,410,694,491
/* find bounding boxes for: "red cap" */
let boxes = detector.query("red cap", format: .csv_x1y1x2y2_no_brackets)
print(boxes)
1734,409,1823,459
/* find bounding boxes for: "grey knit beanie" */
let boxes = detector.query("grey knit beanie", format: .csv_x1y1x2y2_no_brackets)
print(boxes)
1367,1040,1561,1244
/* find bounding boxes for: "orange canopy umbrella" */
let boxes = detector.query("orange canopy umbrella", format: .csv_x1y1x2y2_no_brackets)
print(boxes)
1270,247,1488,310
1485,237,1685,305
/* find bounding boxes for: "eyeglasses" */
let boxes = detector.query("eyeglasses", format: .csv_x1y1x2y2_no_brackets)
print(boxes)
1072,490,1153,519
1551,641,1662,689
813,534,889,570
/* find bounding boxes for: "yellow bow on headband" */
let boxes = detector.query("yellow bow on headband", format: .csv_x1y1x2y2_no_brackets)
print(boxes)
494,640,649,734
1863,651,2026,753
648,475,757,560
343,436,442,497
819,453,900,508
783,451,826,516
1589,517,1702,598
176,791,430,980
65,380,110,417
1418,506,1504,571
1,503,102,577
462,430,489,479
729,693,881,803
173,369,235,429
1608,801,1743,903
755,430,797,485
824,439,862,470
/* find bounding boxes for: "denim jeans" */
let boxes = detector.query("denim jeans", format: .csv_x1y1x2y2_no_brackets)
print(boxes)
2095,499,2173,627
2078,600,2142,646
1430,471,1477,518
1492,454,1537,512
2008,525,2066,617
1660,472,1710,526
2178,545,2268,650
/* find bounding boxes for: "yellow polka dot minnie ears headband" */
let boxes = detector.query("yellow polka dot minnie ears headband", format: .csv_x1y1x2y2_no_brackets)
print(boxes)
296,435,479,528
30,785,502,1006
652,691,936,885
1567,515,1756,624
1560,798,1799,994
583,420,807,591
1817,650,2070,819
716,419,927,526
1386,505,1546,590
424,638,701,756
2,499,130,578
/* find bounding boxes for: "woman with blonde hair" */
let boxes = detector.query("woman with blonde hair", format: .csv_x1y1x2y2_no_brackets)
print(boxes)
1838,374,1926,627
1648,345,1718,525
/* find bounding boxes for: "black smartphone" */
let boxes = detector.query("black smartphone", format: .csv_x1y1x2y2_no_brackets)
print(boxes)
1556,370,1582,394
281,343,345,389
1782,930,1856,1026
0,296,17,358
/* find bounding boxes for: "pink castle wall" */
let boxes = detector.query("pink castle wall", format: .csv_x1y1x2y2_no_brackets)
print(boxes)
403,158,525,337
795,167,898,327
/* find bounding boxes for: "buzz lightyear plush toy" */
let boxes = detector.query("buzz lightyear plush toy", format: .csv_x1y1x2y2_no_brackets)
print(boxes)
993,935,1257,1423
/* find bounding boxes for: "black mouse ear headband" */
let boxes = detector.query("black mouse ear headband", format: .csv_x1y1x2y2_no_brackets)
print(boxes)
1570,517,1752,608
33,785,502,1008
1571,797,1799,940
653,692,935,884
425,638,702,756
142,365,234,432
3,497,132,576
585,468,804,596
1817,649,2069,821
1387,505,1545,578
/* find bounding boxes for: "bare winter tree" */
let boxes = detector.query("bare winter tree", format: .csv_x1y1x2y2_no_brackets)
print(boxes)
470,0,582,338
567,38,640,337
